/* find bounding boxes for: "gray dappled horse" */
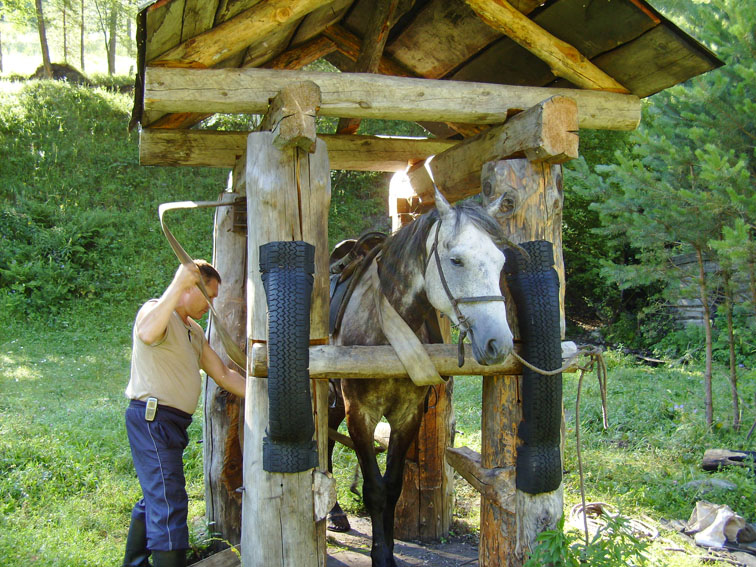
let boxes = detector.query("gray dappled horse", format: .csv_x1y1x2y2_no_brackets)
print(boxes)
328,191,514,567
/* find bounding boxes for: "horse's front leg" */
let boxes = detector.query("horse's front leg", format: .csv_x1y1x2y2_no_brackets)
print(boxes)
346,410,392,567
383,405,425,560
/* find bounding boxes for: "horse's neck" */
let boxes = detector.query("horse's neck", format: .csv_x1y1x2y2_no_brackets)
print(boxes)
377,245,433,334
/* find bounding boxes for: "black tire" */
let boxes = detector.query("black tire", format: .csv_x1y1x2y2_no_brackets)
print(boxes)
504,240,563,494
260,241,318,473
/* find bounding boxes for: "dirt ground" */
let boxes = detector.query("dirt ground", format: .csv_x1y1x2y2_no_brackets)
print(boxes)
326,515,479,567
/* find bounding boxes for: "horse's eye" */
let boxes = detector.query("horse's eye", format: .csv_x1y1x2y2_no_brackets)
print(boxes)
450,257,463,267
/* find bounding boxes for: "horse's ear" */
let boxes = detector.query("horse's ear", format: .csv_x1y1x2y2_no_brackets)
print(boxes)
486,194,504,218
434,188,454,223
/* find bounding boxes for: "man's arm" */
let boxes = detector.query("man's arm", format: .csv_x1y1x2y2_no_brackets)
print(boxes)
200,342,246,398
136,264,200,345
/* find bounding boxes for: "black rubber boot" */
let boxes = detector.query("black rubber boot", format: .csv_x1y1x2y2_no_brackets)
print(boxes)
121,517,151,567
151,550,187,567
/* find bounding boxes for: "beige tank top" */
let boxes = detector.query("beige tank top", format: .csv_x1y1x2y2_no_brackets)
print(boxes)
126,300,207,414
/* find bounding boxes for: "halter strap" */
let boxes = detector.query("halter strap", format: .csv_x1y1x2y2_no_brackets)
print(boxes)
429,221,507,366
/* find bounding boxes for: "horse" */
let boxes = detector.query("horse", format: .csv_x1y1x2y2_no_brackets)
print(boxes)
327,189,514,567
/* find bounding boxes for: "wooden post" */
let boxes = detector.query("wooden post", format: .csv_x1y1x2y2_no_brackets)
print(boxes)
389,172,455,541
240,123,331,567
479,158,565,567
204,164,247,549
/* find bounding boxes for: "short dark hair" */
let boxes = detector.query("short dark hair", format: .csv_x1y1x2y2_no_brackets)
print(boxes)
194,259,221,285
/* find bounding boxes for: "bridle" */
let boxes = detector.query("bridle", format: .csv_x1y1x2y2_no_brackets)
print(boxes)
429,221,507,366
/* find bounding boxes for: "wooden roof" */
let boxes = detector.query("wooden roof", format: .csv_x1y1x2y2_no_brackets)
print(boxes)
131,0,722,137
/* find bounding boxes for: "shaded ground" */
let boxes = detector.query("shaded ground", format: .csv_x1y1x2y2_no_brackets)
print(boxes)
326,516,479,567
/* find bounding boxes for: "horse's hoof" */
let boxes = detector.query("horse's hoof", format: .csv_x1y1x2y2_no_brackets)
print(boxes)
327,511,351,532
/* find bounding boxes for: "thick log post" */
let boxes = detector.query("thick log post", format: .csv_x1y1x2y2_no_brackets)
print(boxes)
241,119,331,567
389,175,455,541
479,158,565,567
204,166,247,549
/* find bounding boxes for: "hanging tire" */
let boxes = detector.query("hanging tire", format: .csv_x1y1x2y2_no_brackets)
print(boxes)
260,241,318,473
504,240,562,495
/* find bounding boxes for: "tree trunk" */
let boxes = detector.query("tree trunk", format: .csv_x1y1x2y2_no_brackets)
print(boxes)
80,0,85,71
35,0,53,78
696,247,714,427
722,272,740,430
107,6,117,75
63,2,68,63
0,24,4,74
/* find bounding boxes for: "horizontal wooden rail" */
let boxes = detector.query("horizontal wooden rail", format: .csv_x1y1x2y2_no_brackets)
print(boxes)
446,446,515,513
139,130,458,171
249,341,577,379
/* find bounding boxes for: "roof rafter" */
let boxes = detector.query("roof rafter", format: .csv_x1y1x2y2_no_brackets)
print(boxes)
149,0,332,68
464,0,630,93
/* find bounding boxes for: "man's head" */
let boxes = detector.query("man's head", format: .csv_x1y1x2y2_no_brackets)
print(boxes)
182,260,221,321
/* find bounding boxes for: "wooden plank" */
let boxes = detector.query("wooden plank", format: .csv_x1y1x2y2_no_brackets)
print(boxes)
446,447,515,513
336,0,400,135
532,0,656,60
464,0,630,93
149,0,331,67
406,96,578,204
215,0,263,24
385,0,502,79
143,66,641,130
248,342,579,378
138,130,458,170
181,0,219,42
586,24,724,98
191,545,241,566
145,0,186,61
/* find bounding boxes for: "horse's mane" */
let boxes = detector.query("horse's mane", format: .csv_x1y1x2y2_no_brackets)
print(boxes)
378,200,505,299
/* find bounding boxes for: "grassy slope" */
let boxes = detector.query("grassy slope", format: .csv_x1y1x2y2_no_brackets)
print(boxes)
1,80,755,566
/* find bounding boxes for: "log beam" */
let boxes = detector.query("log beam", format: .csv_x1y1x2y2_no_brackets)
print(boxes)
407,95,578,204
464,0,630,93
249,342,578,379
143,66,641,131
138,129,458,171
446,447,515,513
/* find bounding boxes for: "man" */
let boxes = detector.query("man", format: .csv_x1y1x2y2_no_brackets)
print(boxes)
122,260,246,567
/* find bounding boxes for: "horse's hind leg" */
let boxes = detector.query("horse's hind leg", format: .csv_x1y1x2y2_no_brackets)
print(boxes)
327,381,351,532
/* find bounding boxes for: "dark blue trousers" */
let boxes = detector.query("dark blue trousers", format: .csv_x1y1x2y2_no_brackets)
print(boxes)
126,399,193,552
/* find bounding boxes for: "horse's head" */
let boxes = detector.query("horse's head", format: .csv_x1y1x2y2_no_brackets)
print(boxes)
424,190,514,365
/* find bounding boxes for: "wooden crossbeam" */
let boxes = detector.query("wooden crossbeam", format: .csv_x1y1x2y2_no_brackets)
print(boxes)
148,0,332,68
144,66,640,130
138,130,458,170
407,95,578,203
464,0,630,93
249,342,578,379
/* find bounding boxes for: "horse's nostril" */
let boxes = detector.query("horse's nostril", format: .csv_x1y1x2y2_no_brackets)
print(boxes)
486,338,498,356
